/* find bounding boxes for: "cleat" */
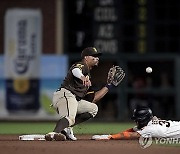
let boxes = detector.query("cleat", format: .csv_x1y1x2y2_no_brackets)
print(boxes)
61,127,77,141
91,135,111,140
54,133,66,141
45,132,66,141
45,132,56,141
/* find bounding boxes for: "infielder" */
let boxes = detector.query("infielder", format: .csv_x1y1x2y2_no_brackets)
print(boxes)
45,47,125,141
92,106,180,140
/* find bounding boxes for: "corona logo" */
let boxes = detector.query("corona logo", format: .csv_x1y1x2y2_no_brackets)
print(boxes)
13,79,30,94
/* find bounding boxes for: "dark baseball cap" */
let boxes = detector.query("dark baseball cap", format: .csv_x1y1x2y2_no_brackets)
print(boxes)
81,47,102,58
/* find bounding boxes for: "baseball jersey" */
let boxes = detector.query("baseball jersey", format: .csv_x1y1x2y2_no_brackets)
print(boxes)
61,61,90,99
84,88,95,102
136,117,180,138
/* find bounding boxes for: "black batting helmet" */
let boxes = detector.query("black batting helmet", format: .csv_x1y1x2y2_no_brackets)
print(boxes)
132,107,153,129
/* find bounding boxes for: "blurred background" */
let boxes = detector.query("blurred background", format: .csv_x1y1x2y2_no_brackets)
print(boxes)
0,0,180,125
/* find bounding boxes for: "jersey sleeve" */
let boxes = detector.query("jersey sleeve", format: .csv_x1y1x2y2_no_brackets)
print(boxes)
137,126,156,137
72,63,84,71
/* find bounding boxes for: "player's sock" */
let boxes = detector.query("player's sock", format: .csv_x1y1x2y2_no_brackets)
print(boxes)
72,112,93,126
53,117,69,133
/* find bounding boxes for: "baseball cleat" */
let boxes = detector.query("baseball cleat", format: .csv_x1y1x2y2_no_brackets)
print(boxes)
45,132,66,141
45,132,56,141
54,133,66,141
61,127,77,141
91,135,111,140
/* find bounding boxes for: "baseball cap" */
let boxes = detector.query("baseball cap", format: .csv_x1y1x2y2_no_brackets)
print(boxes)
81,47,102,58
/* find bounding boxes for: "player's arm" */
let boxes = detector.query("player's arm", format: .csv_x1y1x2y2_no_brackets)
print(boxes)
92,129,140,140
110,127,140,140
93,65,125,103
110,131,140,140
92,86,109,103
72,67,91,87
84,85,110,103
86,65,125,103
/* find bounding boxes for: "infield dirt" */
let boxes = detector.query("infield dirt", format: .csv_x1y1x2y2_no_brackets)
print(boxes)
0,135,179,154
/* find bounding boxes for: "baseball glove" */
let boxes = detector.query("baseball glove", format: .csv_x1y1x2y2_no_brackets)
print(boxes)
107,66,125,86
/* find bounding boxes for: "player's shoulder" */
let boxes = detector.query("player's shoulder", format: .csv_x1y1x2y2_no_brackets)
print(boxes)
72,61,85,70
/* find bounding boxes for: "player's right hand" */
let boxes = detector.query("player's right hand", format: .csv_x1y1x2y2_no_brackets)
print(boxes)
80,76,91,87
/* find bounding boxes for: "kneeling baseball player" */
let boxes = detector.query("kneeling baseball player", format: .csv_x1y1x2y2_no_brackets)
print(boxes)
45,47,125,141
92,106,180,140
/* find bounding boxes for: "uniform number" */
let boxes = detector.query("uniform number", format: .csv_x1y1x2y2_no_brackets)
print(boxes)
152,120,170,127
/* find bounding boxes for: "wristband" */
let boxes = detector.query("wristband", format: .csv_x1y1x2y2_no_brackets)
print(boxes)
105,84,113,90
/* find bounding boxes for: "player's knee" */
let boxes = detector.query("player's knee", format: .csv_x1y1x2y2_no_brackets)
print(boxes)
66,116,75,126
89,103,98,117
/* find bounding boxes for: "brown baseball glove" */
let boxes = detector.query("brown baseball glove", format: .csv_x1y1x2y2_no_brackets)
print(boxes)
107,65,125,86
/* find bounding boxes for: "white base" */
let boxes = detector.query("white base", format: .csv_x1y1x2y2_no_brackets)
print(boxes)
19,134,45,141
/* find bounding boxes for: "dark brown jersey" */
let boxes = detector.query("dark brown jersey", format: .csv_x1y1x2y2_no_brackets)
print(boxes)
84,88,95,102
61,61,91,98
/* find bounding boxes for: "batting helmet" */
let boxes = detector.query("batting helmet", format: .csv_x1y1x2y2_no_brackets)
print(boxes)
132,107,153,129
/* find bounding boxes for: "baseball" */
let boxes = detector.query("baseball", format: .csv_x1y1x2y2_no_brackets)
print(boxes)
146,67,152,73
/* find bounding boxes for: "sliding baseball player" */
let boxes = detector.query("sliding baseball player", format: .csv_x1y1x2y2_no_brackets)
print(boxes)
92,107,180,140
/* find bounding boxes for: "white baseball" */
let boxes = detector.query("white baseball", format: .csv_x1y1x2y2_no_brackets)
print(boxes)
146,67,152,73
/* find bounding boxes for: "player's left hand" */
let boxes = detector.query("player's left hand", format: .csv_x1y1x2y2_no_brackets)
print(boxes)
107,65,125,86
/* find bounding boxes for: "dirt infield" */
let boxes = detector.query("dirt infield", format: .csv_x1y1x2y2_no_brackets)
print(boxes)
0,135,179,154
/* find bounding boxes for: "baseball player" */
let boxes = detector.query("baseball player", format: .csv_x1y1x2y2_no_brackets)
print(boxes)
92,106,180,140
45,47,125,141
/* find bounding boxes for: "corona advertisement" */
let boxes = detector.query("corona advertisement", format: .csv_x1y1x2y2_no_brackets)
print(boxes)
4,9,42,113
